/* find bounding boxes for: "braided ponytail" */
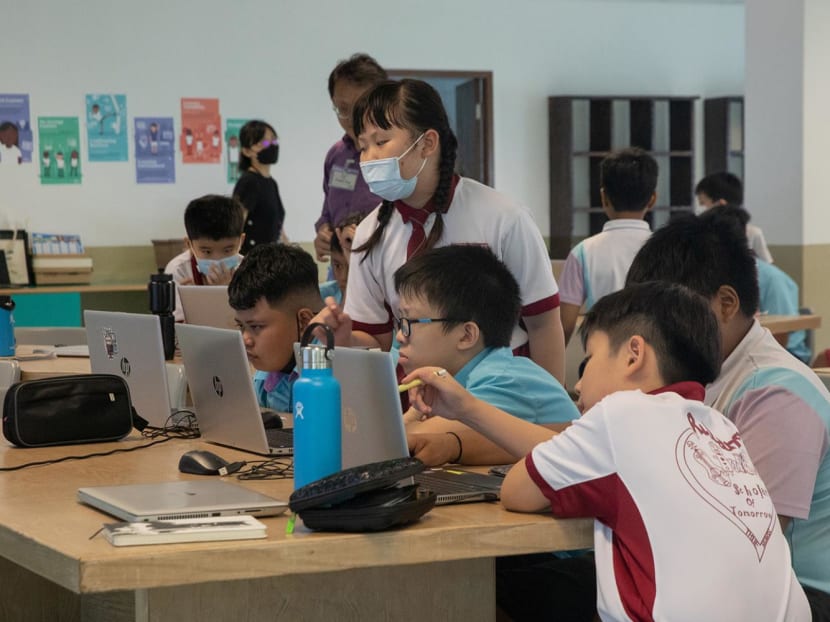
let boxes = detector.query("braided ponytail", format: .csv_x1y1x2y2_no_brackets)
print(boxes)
423,128,458,252
354,200,394,262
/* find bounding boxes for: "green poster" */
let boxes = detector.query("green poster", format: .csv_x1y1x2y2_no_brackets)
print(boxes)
225,118,247,184
38,117,81,184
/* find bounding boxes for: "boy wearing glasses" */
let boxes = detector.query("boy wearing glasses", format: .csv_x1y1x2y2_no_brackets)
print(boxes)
394,245,578,466
314,53,387,263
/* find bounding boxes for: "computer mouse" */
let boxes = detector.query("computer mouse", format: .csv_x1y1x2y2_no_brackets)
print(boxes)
260,408,284,429
178,450,230,476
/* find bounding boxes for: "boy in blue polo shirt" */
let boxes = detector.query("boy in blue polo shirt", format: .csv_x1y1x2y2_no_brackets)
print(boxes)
228,244,324,412
396,245,579,466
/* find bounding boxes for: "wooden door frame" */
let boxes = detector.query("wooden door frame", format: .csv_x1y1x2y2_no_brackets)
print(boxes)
387,69,494,186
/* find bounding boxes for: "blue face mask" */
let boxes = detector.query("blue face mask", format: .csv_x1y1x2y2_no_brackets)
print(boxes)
196,255,240,276
359,133,427,202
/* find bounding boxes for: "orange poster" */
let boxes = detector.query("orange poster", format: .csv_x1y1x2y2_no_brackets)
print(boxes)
180,98,222,163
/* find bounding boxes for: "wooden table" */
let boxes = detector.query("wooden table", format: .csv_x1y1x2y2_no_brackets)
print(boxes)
0,437,592,622
0,284,146,296
18,355,91,381
759,313,821,334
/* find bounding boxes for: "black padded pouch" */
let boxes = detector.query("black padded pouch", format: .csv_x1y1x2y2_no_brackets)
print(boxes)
2,374,135,447
289,457,437,532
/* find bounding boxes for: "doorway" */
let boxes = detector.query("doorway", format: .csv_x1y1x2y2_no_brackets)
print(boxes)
387,70,494,187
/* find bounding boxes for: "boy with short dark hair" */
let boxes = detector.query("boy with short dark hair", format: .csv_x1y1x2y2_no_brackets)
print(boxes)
228,243,324,412
695,170,774,263
165,194,245,322
626,211,830,619
402,281,809,621
396,245,578,466
559,147,656,344
707,204,810,362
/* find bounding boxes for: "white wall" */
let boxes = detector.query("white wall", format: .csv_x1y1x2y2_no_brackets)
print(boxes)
802,0,830,245
3,0,744,246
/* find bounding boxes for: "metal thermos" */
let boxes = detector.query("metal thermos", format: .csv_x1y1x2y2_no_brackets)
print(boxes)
148,270,175,360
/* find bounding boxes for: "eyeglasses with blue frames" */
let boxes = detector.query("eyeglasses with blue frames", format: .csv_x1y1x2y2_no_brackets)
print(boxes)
393,317,466,338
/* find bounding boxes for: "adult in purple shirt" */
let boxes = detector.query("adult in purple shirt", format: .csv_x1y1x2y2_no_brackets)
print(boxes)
314,53,387,262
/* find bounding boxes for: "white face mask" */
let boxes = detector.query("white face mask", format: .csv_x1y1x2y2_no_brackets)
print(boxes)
359,133,427,202
196,255,240,276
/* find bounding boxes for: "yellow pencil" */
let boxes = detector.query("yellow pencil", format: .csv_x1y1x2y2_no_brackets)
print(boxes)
398,379,424,393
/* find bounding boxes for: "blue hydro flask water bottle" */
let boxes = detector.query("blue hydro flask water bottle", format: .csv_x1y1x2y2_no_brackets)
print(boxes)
0,296,15,357
292,323,342,489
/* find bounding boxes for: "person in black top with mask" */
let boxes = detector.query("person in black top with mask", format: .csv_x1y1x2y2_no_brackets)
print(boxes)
233,119,287,254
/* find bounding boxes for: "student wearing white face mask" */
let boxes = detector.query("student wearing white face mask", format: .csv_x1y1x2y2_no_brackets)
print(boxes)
164,194,245,322
311,79,567,384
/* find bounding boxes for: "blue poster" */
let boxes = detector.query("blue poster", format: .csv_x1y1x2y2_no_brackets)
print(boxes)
0,94,33,165
86,94,127,161
135,117,175,184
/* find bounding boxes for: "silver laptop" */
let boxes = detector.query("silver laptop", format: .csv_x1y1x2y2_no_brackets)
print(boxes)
78,480,287,522
85,310,176,429
178,285,236,329
176,324,293,456
328,347,502,505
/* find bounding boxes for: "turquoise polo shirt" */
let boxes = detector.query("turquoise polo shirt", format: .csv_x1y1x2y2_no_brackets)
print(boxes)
454,347,579,424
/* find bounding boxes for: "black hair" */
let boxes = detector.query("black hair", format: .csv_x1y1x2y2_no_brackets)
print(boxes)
706,203,750,229
331,212,366,257
184,194,245,241
228,243,321,311
393,245,519,348
626,211,759,317
695,171,743,205
330,228,343,255
600,147,658,212
581,282,721,385
238,120,276,172
352,79,458,261
327,53,387,98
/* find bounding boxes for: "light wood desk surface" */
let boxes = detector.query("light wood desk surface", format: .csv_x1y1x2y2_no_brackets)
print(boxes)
0,284,146,296
0,437,592,621
759,313,821,334
18,355,91,381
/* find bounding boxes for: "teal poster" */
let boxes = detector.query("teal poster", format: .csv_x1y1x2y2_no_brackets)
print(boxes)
225,118,246,183
38,117,81,184
86,94,127,161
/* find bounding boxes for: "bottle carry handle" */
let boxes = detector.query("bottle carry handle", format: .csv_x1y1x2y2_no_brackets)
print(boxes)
300,322,335,354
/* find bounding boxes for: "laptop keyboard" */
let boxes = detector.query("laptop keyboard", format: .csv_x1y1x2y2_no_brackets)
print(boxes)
265,428,293,448
414,471,500,494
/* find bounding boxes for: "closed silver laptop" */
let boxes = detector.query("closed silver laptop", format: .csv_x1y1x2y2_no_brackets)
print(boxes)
78,480,287,522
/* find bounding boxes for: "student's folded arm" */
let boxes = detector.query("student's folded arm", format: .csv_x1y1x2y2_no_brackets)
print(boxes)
408,418,541,465
404,367,557,459
523,308,565,384
501,459,550,513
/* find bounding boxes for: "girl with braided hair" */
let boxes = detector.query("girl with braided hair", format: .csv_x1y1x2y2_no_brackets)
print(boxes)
314,79,566,382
